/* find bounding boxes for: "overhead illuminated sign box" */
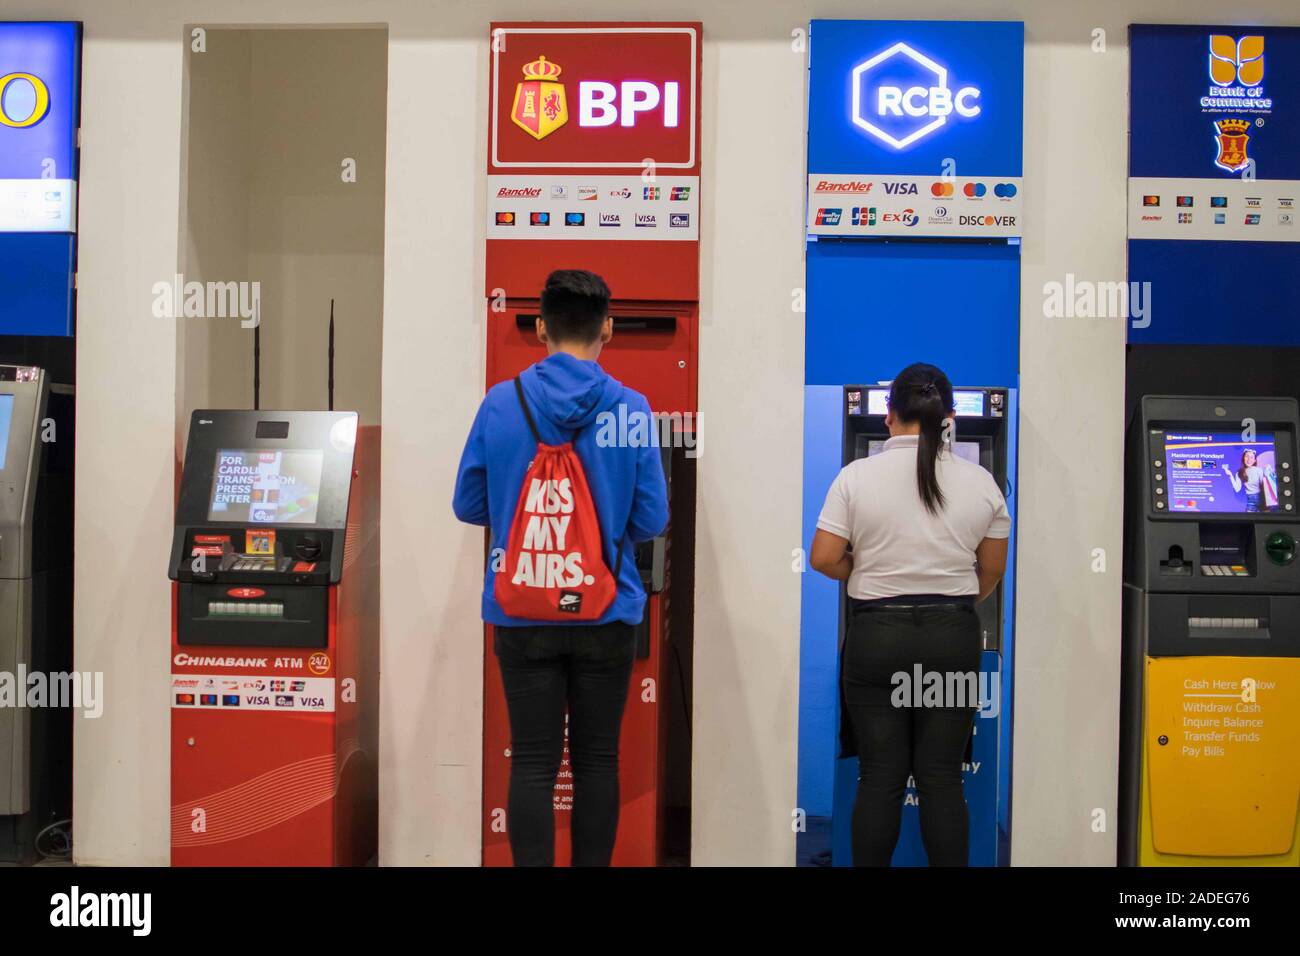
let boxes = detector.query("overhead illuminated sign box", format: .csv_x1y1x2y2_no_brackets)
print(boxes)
0,21,81,234
1129,24,1300,244
806,20,1024,238
486,22,701,246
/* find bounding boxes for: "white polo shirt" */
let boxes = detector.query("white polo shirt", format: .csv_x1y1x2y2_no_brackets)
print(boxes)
816,435,1011,600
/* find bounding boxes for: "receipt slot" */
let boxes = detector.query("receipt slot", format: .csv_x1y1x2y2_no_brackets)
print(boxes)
1121,395,1300,865
830,385,1017,867
168,410,379,866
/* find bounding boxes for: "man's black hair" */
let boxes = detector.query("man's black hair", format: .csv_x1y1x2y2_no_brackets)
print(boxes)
539,269,611,344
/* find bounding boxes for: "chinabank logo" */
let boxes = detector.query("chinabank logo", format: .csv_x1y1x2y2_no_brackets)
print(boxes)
511,56,568,141
851,43,981,150
0,71,52,128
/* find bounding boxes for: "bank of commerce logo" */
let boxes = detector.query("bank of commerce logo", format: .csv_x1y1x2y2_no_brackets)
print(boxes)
851,42,981,150
814,207,843,226
511,55,568,141
0,71,51,128
1209,35,1264,87
1213,118,1252,173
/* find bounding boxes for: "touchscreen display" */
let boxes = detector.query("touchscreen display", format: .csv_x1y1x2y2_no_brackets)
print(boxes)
1163,431,1279,513
208,449,324,524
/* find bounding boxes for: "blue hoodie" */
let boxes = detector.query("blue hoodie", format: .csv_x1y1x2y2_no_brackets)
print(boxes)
453,352,669,626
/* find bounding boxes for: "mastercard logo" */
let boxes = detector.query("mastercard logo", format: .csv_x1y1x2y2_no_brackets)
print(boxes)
495,212,516,225
931,182,954,197
963,182,987,198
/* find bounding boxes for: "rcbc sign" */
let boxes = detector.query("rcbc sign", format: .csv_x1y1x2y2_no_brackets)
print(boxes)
852,42,982,150
490,23,700,172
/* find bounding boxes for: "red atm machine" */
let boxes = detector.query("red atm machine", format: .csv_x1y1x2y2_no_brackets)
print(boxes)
169,410,379,866
482,21,702,866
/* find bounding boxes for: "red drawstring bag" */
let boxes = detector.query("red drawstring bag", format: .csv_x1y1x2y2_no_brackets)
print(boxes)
495,377,622,621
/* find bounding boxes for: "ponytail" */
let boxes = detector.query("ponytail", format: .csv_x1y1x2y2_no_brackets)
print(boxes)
887,363,955,516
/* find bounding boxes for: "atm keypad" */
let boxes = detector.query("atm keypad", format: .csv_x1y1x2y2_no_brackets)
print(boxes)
1200,564,1250,577
222,554,281,572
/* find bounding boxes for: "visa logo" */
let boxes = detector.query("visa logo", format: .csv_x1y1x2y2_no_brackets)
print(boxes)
883,182,918,195
245,695,270,706
298,696,327,708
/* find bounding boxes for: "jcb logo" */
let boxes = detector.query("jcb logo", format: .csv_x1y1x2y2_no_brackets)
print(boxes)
0,71,50,128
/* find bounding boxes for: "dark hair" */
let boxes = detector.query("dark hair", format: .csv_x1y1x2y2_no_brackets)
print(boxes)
539,269,611,344
888,363,955,515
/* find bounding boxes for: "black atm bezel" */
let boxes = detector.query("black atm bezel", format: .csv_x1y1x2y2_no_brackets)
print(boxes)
175,410,357,530
169,410,359,585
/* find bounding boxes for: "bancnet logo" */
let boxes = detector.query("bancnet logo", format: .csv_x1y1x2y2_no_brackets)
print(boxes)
815,180,873,194
498,186,542,198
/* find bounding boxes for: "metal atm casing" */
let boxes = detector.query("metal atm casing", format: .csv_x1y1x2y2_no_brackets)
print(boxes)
0,366,73,861
1121,395,1300,865
168,410,379,866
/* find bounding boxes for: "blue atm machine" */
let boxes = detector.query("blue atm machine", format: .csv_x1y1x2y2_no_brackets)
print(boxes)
798,19,1024,866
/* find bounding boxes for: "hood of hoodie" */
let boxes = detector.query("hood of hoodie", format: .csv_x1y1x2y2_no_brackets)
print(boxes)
522,352,626,432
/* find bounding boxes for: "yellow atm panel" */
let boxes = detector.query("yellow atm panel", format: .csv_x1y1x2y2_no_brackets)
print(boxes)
1121,396,1300,867
1140,656,1300,865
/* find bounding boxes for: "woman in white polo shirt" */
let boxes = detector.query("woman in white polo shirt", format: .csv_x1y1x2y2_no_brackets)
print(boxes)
810,363,1010,866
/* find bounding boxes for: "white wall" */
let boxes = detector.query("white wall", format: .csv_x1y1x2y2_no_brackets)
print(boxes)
28,0,1298,866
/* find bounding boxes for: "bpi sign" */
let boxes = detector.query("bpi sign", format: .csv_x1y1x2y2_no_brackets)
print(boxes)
851,42,982,149
580,81,680,128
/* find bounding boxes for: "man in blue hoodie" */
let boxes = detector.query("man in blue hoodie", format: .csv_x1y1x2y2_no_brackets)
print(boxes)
453,269,669,866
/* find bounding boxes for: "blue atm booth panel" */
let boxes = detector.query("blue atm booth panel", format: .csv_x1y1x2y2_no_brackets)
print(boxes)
805,241,1020,388
0,234,76,337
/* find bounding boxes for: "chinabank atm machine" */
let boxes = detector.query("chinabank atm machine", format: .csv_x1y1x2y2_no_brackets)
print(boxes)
1121,396,1300,865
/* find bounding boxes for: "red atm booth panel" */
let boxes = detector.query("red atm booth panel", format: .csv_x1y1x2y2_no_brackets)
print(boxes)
487,300,697,416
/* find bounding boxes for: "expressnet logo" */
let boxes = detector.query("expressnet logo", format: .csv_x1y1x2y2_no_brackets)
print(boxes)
882,208,919,227
852,42,982,149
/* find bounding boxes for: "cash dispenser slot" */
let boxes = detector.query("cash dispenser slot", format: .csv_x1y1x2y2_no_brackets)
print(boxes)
177,583,328,648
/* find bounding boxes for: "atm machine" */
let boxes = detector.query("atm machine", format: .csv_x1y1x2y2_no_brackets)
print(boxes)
1121,395,1300,865
168,409,379,866
480,20,702,866
829,384,1017,866
0,365,73,862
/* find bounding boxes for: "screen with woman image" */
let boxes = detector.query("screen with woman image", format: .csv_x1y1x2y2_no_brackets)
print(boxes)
1163,431,1278,513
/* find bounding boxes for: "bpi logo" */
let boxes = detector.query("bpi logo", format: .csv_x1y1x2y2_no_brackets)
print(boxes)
851,42,981,149
0,71,51,128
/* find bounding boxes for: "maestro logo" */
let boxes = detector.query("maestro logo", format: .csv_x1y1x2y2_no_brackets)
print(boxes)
851,42,982,150
0,71,51,128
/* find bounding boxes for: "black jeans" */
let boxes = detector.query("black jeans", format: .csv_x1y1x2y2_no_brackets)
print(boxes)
494,622,637,866
841,603,981,866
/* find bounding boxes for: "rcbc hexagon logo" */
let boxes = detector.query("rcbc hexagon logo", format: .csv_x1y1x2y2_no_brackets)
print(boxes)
851,42,982,150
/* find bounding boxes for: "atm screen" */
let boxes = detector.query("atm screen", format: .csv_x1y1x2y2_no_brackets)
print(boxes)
865,388,985,417
864,437,981,466
1163,431,1279,513
208,449,325,524
0,394,12,470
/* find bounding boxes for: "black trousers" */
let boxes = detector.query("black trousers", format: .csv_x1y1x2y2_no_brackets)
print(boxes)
841,604,981,866
494,621,637,867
